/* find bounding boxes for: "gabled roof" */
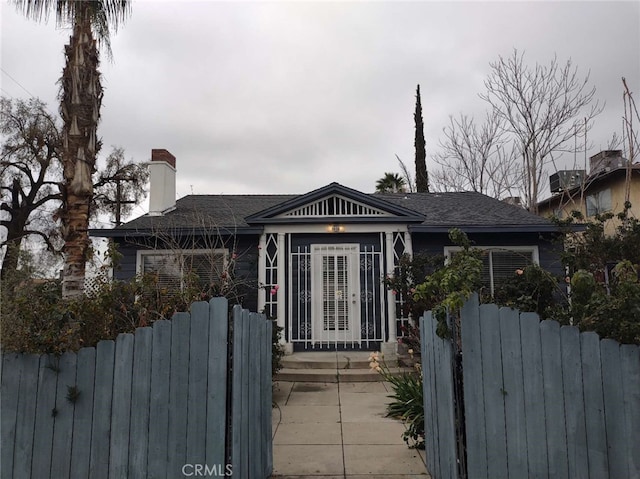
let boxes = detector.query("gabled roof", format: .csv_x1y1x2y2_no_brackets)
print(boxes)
91,182,558,238
379,191,557,232
245,182,425,224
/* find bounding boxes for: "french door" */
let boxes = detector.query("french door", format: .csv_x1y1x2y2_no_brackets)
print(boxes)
312,244,361,344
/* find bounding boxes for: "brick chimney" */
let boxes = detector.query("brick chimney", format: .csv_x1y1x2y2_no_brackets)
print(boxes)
148,149,176,215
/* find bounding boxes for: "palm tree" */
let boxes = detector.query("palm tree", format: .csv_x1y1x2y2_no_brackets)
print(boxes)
12,0,131,297
375,172,407,193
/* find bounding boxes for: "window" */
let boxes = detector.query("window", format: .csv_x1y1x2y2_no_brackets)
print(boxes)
445,246,539,295
586,189,612,216
138,249,227,292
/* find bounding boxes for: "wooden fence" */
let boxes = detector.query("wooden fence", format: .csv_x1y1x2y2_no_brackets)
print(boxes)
1,297,273,479
421,293,640,479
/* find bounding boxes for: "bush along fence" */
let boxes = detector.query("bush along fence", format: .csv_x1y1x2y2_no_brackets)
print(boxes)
0,297,273,479
421,293,640,479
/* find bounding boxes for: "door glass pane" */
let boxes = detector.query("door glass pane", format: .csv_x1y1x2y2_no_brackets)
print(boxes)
322,254,350,331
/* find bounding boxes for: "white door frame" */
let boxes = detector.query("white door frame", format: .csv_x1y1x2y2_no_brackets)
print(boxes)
311,244,361,345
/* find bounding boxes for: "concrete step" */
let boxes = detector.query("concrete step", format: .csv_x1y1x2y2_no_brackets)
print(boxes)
281,351,396,370
281,357,374,370
275,366,416,383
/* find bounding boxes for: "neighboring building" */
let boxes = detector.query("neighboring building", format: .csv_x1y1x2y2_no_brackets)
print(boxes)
92,149,565,354
538,150,640,234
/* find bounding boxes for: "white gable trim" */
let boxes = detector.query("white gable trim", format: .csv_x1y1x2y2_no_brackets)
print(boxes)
274,194,393,219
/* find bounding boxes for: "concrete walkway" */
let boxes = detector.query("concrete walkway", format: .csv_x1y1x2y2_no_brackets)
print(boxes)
270,380,430,478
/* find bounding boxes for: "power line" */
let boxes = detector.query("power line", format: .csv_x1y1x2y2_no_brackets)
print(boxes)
1,67,36,98
0,67,59,120
0,87,15,99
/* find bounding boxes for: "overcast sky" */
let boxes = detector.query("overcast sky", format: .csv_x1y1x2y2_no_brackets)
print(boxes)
2,1,639,225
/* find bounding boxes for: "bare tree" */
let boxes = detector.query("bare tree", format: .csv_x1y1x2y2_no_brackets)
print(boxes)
93,146,149,226
480,50,603,212
622,77,639,204
0,98,63,279
1,98,148,280
431,111,522,199
120,208,259,316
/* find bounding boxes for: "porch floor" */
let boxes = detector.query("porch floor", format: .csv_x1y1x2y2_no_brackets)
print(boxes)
271,380,430,478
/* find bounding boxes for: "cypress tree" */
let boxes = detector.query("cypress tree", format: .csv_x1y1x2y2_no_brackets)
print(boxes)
414,85,429,192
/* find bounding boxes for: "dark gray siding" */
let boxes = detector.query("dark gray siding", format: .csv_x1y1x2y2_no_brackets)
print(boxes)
411,231,564,280
112,235,261,311
113,243,138,281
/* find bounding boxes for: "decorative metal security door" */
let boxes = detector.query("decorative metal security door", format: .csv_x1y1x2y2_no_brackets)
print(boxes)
312,245,360,344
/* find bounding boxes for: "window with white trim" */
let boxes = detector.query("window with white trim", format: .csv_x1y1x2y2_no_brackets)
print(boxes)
445,246,539,295
138,249,227,292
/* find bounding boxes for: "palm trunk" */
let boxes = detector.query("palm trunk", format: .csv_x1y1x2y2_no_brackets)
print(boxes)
59,8,103,298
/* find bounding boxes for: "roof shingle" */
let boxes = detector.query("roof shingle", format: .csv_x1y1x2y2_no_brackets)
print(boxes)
95,187,552,236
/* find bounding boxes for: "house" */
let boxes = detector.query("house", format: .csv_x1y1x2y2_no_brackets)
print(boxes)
537,150,640,234
92,149,565,354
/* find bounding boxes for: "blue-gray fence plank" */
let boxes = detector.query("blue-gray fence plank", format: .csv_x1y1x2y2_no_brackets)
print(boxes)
240,309,251,474
540,319,569,479
447,298,640,479
1,300,275,479
620,344,640,479
437,314,458,479
499,307,528,479
231,305,242,476
31,355,58,478
148,320,172,479
168,312,191,477
50,351,77,478
600,339,627,479
428,313,441,479
90,340,115,479
129,327,153,478
461,294,487,479
560,325,589,479
248,312,262,479
581,331,608,478
431,317,445,479
479,304,508,479
187,301,210,465
520,312,549,478
420,313,438,479
1,353,22,479
70,347,96,478
13,354,40,479
206,297,228,469
109,333,135,479
231,306,246,478
263,319,273,477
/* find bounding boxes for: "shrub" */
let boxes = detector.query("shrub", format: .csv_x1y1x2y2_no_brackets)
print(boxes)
369,351,425,449
491,263,561,320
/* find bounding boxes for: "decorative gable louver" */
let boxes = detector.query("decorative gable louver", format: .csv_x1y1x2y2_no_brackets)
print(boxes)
278,195,391,218
244,182,426,225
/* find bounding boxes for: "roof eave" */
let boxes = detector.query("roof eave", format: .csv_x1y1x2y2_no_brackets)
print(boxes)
408,224,584,233
89,226,265,238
